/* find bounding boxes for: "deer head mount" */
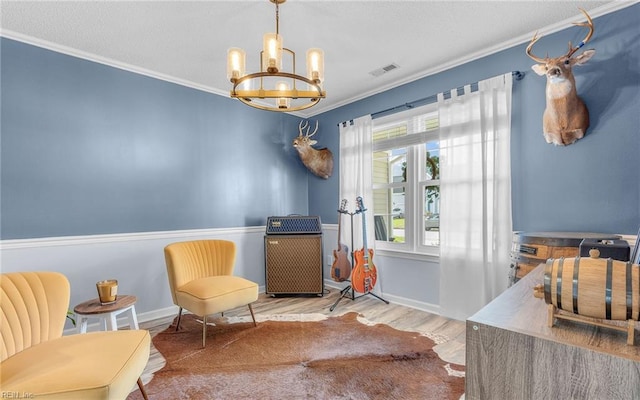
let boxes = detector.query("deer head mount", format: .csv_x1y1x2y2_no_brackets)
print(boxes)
527,8,595,146
292,120,333,179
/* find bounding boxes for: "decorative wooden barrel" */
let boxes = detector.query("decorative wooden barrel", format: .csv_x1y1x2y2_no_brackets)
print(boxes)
509,231,620,285
542,253,640,321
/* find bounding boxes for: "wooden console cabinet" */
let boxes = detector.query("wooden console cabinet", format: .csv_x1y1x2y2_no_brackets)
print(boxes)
466,264,640,399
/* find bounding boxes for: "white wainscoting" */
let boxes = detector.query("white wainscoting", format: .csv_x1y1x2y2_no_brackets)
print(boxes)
0,227,271,329
1,224,446,332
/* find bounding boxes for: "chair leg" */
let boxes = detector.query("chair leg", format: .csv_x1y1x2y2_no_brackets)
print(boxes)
137,377,149,400
248,303,257,327
202,314,208,348
175,307,183,332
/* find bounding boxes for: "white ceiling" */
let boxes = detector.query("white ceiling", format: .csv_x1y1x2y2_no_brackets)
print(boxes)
1,1,631,117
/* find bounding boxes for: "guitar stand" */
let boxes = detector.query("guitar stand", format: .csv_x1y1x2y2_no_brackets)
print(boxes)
329,208,389,312
329,284,389,312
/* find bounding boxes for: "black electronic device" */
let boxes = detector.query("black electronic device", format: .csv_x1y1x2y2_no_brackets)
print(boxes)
579,239,630,262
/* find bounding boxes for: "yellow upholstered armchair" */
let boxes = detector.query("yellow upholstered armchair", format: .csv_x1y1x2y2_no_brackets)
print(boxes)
1,271,150,400
164,239,259,347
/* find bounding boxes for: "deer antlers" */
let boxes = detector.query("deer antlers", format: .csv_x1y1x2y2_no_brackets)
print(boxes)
567,9,595,57
298,120,319,138
526,8,595,62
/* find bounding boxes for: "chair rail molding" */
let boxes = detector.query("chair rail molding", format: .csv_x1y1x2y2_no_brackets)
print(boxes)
0,226,265,250
0,227,268,322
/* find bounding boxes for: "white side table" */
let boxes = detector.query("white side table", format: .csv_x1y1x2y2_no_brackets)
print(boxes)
74,294,139,333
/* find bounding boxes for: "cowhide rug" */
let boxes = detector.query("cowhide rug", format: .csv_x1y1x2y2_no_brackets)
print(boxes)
127,312,465,400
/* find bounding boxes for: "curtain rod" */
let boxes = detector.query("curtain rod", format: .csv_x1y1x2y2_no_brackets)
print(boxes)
338,70,524,126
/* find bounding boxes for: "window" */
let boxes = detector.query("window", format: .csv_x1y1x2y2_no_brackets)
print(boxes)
372,104,439,256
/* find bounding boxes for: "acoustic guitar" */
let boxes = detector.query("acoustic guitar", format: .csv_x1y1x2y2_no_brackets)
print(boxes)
331,199,352,282
351,196,377,293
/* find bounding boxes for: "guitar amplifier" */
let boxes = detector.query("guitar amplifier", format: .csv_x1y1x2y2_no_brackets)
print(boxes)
265,215,322,235
264,235,324,296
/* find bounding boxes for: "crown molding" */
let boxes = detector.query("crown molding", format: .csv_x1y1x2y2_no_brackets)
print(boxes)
304,1,639,117
0,29,312,118
0,29,230,99
2,1,636,119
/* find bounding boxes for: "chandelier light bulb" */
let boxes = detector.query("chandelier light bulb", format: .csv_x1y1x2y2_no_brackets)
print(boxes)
227,48,246,82
306,48,324,84
263,33,282,73
277,81,291,109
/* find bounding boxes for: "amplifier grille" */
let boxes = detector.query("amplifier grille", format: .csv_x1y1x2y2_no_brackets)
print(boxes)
264,235,323,295
266,216,322,235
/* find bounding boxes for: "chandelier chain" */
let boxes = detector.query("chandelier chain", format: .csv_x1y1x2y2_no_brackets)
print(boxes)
275,1,280,35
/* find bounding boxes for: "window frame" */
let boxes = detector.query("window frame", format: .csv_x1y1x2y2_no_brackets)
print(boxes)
372,103,440,258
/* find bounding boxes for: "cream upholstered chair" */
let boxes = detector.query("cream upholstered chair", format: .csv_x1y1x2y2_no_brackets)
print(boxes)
164,239,259,347
0,271,150,400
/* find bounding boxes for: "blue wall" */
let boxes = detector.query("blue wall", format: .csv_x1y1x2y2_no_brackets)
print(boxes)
1,38,309,239
311,4,640,235
2,4,639,240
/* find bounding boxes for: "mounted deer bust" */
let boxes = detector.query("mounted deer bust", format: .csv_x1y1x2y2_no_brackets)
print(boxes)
292,120,333,179
527,8,595,146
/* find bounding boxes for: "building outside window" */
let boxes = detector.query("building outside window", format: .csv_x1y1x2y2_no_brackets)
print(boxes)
372,104,439,256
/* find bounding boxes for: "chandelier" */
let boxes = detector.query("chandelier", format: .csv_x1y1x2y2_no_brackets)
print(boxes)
226,0,325,112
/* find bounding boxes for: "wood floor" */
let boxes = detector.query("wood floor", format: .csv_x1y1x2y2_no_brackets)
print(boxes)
136,286,467,390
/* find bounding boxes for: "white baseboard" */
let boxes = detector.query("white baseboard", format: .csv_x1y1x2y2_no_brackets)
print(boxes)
62,281,440,335
63,305,180,336
323,279,440,315
137,305,181,324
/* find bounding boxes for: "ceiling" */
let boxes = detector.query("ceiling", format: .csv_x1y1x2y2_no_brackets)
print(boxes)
1,1,629,117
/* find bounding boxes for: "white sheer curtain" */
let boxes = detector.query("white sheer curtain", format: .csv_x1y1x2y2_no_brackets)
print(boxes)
438,73,513,321
339,115,380,293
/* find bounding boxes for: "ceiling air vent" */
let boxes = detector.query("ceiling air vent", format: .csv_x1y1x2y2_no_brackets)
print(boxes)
369,63,400,77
